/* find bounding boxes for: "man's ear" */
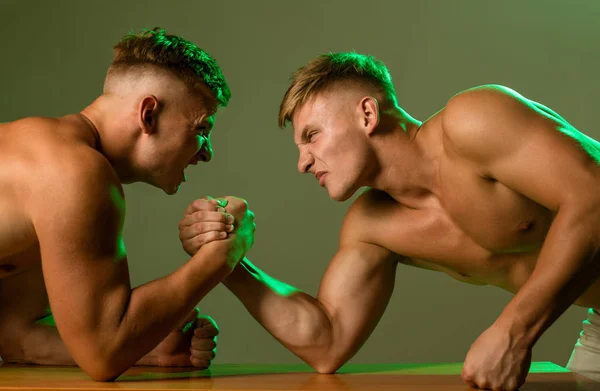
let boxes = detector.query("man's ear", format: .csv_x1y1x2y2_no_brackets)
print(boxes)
138,95,160,134
359,96,380,135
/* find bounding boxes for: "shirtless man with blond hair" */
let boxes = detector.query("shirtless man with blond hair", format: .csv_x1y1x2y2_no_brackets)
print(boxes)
180,53,600,390
0,28,255,381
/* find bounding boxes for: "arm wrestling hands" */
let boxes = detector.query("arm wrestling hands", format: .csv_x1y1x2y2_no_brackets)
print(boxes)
179,196,255,261
177,195,256,364
179,193,397,375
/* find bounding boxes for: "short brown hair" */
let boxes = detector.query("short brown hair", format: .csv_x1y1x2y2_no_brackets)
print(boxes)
108,27,231,107
278,52,397,128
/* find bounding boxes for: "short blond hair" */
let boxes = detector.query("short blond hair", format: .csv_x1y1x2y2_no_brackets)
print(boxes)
278,52,397,128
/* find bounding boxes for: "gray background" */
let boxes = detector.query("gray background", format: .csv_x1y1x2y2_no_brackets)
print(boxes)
1,0,598,367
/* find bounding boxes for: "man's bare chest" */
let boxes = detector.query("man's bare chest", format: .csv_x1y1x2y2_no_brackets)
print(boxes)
367,189,550,289
437,154,554,253
0,190,39,279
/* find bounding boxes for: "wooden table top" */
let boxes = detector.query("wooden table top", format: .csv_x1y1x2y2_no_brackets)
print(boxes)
0,362,596,390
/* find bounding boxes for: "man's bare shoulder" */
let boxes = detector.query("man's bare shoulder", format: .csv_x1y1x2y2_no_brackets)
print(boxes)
26,144,126,264
442,84,525,130
1,115,120,215
23,126,122,223
440,85,547,160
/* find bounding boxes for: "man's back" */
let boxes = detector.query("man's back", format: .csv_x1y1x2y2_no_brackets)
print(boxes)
0,116,100,277
0,115,106,364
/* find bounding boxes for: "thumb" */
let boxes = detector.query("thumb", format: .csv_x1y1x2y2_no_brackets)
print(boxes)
180,308,200,334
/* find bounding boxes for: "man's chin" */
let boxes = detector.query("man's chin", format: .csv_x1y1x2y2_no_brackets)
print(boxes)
328,189,351,202
164,185,180,195
327,185,358,202
158,181,180,195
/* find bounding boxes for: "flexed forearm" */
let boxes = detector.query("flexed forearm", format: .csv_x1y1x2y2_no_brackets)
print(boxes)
499,203,600,346
97,241,234,375
224,252,396,373
223,258,335,365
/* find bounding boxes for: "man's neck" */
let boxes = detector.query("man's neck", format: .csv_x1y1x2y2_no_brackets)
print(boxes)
79,95,138,184
369,113,442,208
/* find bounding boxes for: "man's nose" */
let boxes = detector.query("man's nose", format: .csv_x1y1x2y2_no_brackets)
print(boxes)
297,151,313,173
198,137,213,162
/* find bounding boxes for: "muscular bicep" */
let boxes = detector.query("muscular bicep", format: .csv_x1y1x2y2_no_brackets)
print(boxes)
30,161,130,352
316,241,397,364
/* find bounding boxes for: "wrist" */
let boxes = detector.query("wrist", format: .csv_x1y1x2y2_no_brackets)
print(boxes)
222,261,248,289
135,349,158,366
495,309,538,349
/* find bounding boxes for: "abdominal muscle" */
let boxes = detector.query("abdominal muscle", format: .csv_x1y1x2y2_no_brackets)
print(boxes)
401,248,600,309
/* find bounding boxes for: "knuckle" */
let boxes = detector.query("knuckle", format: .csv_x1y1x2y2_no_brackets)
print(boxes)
461,371,473,382
192,358,208,369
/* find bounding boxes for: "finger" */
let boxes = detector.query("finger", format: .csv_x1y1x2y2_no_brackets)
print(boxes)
214,197,228,208
159,354,194,367
191,337,217,351
196,314,219,328
178,212,231,233
461,369,478,388
182,232,228,251
190,356,211,369
194,324,220,338
192,210,234,224
180,210,234,230
180,222,232,240
194,322,220,338
190,348,216,362
184,197,220,215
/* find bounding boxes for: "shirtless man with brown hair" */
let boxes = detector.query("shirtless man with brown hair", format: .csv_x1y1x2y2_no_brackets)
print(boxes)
0,28,255,381
180,52,600,390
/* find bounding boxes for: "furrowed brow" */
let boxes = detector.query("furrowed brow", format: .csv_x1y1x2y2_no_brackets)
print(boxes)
296,124,315,145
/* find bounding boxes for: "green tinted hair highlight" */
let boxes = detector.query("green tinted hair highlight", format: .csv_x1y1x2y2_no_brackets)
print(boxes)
279,52,397,127
109,27,231,107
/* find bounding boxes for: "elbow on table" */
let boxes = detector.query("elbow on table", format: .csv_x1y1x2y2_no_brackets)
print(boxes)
74,345,129,382
79,356,126,382
313,364,341,375
307,354,346,375
81,358,127,382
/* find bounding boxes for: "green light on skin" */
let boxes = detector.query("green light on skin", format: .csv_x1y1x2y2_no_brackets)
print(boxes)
240,259,299,297
109,184,127,261
35,310,56,327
